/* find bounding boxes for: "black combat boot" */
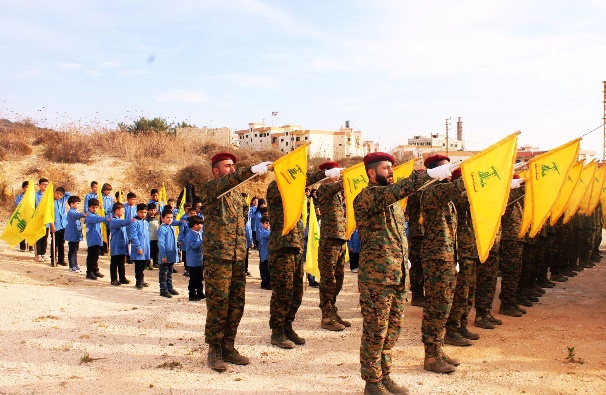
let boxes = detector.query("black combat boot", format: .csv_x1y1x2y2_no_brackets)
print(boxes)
458,325,480,340
499,303,522,317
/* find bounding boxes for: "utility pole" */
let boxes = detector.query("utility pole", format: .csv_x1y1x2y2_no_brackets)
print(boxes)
445,117,451,155
603,81,606,161
456,117,463,150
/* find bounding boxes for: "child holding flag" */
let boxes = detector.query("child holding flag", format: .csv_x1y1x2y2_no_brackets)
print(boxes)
84,198,110,280
109,202,136,285
65,196,87,272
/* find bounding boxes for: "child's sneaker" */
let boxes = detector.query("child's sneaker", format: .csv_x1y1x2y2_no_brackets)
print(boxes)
69,267,78,272
33,256,44,263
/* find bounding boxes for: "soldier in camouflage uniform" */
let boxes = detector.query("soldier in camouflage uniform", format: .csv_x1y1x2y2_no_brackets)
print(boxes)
498,179,526,317
474,230,503,329
579,212,596,269
199,153,272,371
419,155,466,374
405,190,425,307
267,165,335,349
353,152,450,395
444,168,479,346
317,161,350,331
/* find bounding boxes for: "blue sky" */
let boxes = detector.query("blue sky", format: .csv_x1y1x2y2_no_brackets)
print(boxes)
2,0,606,155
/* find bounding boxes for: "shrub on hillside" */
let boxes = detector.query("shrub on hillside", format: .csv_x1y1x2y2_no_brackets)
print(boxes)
0,138,32,156
176,164,213,190
43,139,93,164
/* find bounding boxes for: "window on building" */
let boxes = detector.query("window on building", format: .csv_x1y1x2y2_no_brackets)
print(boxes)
281,138,284,142
286,142,289,146
255,134,257,137
296,137,300,141
272,137,277,144
286,132,289,136
305,136,309,140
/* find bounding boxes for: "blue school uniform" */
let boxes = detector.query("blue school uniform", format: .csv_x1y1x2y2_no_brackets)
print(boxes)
65,208,86,242
102,195,114,219
248,206,257,231
109,216,132,256
257,226,270,262
245,220,253,248
130,218,150,260
158,223,179,263
83,192,97,212
124,203,137,239
53,192,72,231
84,212,108,247
347,229,360,253
177,214,190,245
254,210,263,242
185,229,203,267
16,192,25,206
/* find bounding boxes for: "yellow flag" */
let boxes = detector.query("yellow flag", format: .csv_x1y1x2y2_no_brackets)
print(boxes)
516,169,529,179
159,183,168,212
461,132,519,263
526,139,580,237
563,161,597,223
117,190,123,203
97,189,108,244
518,176,533,238
273,143,309,236
301,195,308,229
0,179,36,247
342,162,368,239
392,158,416,211
601,182,606,230
21,182,55,245
176,187,186,220
305,197,321,279
586,165,605,215
550,160,583,225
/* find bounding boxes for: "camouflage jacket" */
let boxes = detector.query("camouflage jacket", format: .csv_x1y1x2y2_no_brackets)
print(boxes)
405,191,424,238
501,187,524,240
317,180,346,240
353,171,430,285
453,192,477,259
268,170,326,252
420,179,465,261
199,167,253,261
595,204,603,228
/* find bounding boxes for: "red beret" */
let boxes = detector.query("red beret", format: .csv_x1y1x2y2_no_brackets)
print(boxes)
424,154,450,168
363,152,395,166
319,161,339,170
513,173,520,179
451,168,462,180
211,152,237,165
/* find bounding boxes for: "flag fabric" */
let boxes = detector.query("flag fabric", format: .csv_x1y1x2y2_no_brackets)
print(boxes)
342,162,368,239
97,189,108,244
526,138,580,237
563,161,597,223
272,111,278,116
21,182,55,245
0,179,36,247
460,132,519,263
305,197,321,279
392,158,416,211
518,175,534,238
159,183,168,212
578,161,598,215
273,143,309,236
550,160,583,225
586,164,605,215
176,187,187,220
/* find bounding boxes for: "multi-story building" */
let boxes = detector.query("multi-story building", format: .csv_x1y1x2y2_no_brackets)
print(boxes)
234,121,376,160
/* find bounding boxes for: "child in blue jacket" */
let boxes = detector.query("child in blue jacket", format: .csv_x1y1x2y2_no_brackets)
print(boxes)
258,216,271,290
348,228,360,273
130,203,150,289
109,202,136,285
84,198,109,280
65,196,87,272
158,209,180,297
185,215,205,301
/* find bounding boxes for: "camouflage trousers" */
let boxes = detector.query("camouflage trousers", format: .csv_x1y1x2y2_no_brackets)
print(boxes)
579,228,594,261
319,237,346,319
567,228,581,268
269,247,304,329
475,252,499,314
359,281,406,383
204,257,246,347
592,227,603,257
519,243,538,296
407,236,425,297
536,236,552,279
551,225,570,275
422,258,456,349
498,238,524,306
446,257,477,332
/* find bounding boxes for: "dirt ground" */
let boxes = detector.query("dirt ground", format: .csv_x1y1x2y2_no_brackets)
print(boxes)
0,241,605,395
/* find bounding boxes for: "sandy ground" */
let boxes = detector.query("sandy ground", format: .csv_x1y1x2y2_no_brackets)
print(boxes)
0,241,605,395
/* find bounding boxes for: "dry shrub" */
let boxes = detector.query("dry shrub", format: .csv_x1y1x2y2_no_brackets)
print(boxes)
43,138,93,164
175,164,213,191
127,160,174,198
0,138,32,156
0,147,6,161
45,165,78,193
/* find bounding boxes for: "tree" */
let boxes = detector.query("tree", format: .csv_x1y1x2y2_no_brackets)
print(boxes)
119,116,172,134
176,121,197,128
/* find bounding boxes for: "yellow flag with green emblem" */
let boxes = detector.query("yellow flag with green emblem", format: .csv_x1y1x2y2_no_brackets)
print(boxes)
21,182,55,245
586,165,605,215
460,132,519,263
550,160,583,225
518,176,533,238
273,143,309,236
0,179,36,247
564,161,596,223
526,138,580,237
392,158,416,211
305,197,321,279
578,161,598,215
342,162,368,239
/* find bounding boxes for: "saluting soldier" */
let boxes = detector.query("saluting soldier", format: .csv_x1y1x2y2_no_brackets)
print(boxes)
266,164,339,349
316,161,350,331
199,152,271,372
353,152,451,395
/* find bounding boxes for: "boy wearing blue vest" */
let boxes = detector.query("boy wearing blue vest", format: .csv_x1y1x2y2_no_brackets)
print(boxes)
146,203,160,269
178,206,197,276
109,202,136,285
158,209,180,298
84,198,110,280
65,196,87,272
348,228,360,273
51,186,71,266
258,216,271,290
185,215,205,301
82,181,98,213
130,203,150,289
124,192,138,263
100,183,114,254
34,178,50,262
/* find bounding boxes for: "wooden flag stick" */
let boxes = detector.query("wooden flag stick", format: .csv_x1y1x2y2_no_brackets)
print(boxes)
216,173,260,199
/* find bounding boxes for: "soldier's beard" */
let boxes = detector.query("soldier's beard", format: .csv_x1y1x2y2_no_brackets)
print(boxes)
376,174,392,186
